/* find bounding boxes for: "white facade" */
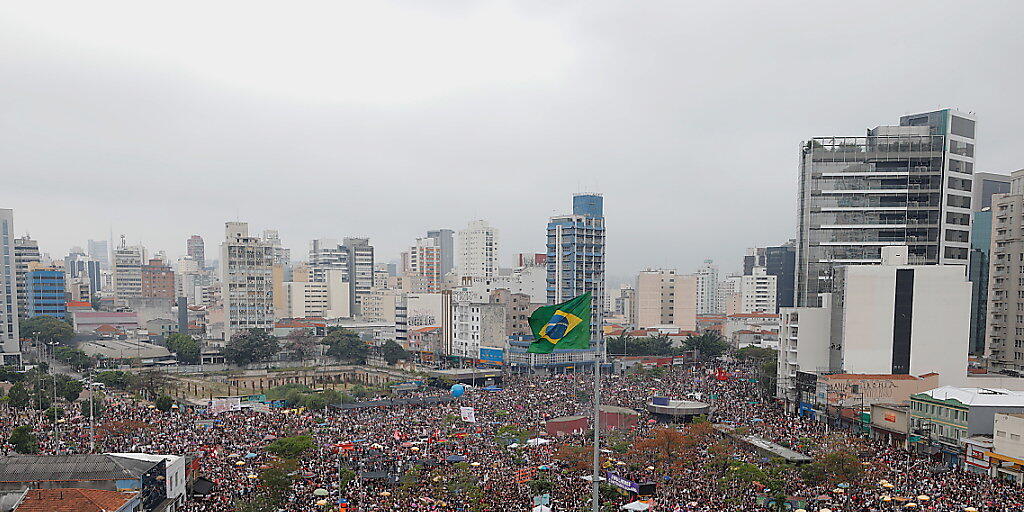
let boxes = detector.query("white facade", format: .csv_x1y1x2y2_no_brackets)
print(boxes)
716,274,742,315
740,267,777,313
455,266,545,303
695,259,719,315
221,222,275,338
835,248,970,385
362,289,401,323
112,242,146,302
458,220,499,278
407,237,442,293
777,299,832,400
0,209,20,364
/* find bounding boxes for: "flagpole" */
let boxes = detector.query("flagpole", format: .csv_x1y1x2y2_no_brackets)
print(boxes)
591,333,601,512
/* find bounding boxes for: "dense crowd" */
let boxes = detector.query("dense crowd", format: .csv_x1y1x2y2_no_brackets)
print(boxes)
3,362,1024,511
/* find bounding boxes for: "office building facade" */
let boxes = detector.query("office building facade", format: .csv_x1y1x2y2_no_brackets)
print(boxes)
13,236,40,317
221,222,275,338
985,170,1024,370
426,229,454,277
458,220,499,278
186,235,205,268
26,266,67,319
797,109,977,307
546,194,606,341
694,259,718,315
0,210,20,364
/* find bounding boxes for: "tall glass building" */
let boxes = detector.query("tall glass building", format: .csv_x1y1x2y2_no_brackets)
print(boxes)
796,109,977,307
26,267,67,319
546,194,605,340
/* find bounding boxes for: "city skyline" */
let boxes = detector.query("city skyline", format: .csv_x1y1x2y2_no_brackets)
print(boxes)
4,2,1024,281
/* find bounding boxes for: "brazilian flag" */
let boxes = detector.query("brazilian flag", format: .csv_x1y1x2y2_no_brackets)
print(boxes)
527,292,592,354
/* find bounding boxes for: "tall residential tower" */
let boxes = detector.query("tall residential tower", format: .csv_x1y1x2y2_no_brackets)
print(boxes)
546,194,605,339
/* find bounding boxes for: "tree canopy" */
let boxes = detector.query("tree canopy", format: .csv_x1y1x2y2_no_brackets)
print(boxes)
20,316,74,345
9,425,38,454
380,339,411,365
165,333,200,364
683,332,729,358
223,329,280,366
324,328,368,363
265,434,314,458
607,333,675,356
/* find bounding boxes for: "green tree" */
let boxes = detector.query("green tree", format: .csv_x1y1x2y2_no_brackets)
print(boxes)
223,329,280,366
81,392,107,417
155,395,174,411
8,383,29,409
683,332,729,358
734,346,777,361
265,434,314,458
258,460,296,504
52,346,95,370
299,393,327,410
20,316,74,345
165,333,200,364
45,406,65,421
324,328,368,363
94,370,136,390
380,339,410,365
9,425,39,454
283,329,317,361
56,374,84,402
234,497,277,512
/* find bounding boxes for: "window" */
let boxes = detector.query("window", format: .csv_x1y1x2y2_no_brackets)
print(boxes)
951,116,976,138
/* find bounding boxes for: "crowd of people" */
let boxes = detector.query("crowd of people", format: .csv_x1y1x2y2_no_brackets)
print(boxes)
3,361,1024,511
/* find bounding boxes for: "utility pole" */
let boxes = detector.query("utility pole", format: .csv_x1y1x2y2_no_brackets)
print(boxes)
591,342,602,512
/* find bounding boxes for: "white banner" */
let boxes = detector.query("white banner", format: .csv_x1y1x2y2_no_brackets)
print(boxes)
459,406,476,423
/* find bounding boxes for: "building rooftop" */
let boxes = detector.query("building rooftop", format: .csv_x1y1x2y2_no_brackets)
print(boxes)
822,373,930,381
14,488,137,512
0,454,157,484
915,386,1024,407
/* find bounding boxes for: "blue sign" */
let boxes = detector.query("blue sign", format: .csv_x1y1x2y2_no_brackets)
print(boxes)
479,347,504,363
652,396,670,406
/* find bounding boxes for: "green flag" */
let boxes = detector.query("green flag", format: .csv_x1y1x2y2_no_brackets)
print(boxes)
528,292,592,354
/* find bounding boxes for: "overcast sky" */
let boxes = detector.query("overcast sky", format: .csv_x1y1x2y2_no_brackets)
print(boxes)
3,1,1022,285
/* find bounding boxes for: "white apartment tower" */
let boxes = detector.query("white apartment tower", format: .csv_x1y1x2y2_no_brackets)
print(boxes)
986,169,1024,370
0,209,21,364
740,267,778,313
221,222,275,338
694,259,719,315
407,237,443,293
112,238,146,302
12,235,39,317
458,220,499,278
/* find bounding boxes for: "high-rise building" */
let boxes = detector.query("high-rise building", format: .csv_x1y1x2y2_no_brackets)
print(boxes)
112,238,146,302
797,109,977,307
546,193,605,340
716,274,742,315
633,269,696,330
261,229,291,266
0,209,21,364
406,237,442,293
969,172,1011,355
221,222,275,338
13,236,40,317
426,229,454,277
25,265,67,319
87,239,110,269
186,235,205,268
457,220,499,278
141,258,176,299
307,237,373,313
64,251,101,298
985,170,1024,370
694,259,718,315
744,241,797,311
739,267,777,314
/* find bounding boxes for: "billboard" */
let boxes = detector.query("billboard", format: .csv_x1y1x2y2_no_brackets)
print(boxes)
479,347,504,364
605,472,639,493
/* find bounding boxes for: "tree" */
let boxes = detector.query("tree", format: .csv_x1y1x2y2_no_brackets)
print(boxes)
265,435,314,458
9,425,39,454
799,450,863,485
8,383,29,409
735,346,777,361
234,497,277,512
56,374,84,402
380,339,410,365
165,333,200,364
94,370,136,390
283,329,317,361
52,346,95,371
20,316,74,345
223,329,280,366
683,332,729,359
299,393,327,410
323,328,368,363
81,392,107,418
607,333,674,356
155,395,174,411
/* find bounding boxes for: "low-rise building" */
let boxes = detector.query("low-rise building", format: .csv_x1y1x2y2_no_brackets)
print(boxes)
870,402,910,449
910,386,1024,466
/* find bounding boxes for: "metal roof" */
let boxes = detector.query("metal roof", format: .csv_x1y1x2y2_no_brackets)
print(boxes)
0,455,157,484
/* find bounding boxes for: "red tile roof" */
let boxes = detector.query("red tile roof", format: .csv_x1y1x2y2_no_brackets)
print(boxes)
65,301,93,308
16,488,137,512
414,326,441,333
728,313,780,319
94,324,122,334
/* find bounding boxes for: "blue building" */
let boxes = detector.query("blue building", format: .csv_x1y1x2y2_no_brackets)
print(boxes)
26,267,67,319
969,208,992,355
546,194,605,342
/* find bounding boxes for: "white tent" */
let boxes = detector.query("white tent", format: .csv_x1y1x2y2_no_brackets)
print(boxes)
527,438,552,446
622,501,651,511
532,506,552,512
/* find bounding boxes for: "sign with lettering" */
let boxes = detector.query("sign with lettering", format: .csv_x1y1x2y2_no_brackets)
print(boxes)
605,471,639,493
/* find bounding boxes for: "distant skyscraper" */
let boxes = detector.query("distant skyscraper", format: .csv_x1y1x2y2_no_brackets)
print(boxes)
0,209,21,364
26,266,67,319
407,237,443,293
13,236,40,317
112,238,146,302
186,235,205,268
221,222,275,338
973,172,1011,212
744,240,796,311
65,251,102,298
261,229,291,266
141,258,176,299
426,229,454,276
308,237,374,313
969,172,1010,355
694,259,718,315
546,193,605,339
797,108,977,307
458,220,499,278
87,239,110,269
633,269,696,330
